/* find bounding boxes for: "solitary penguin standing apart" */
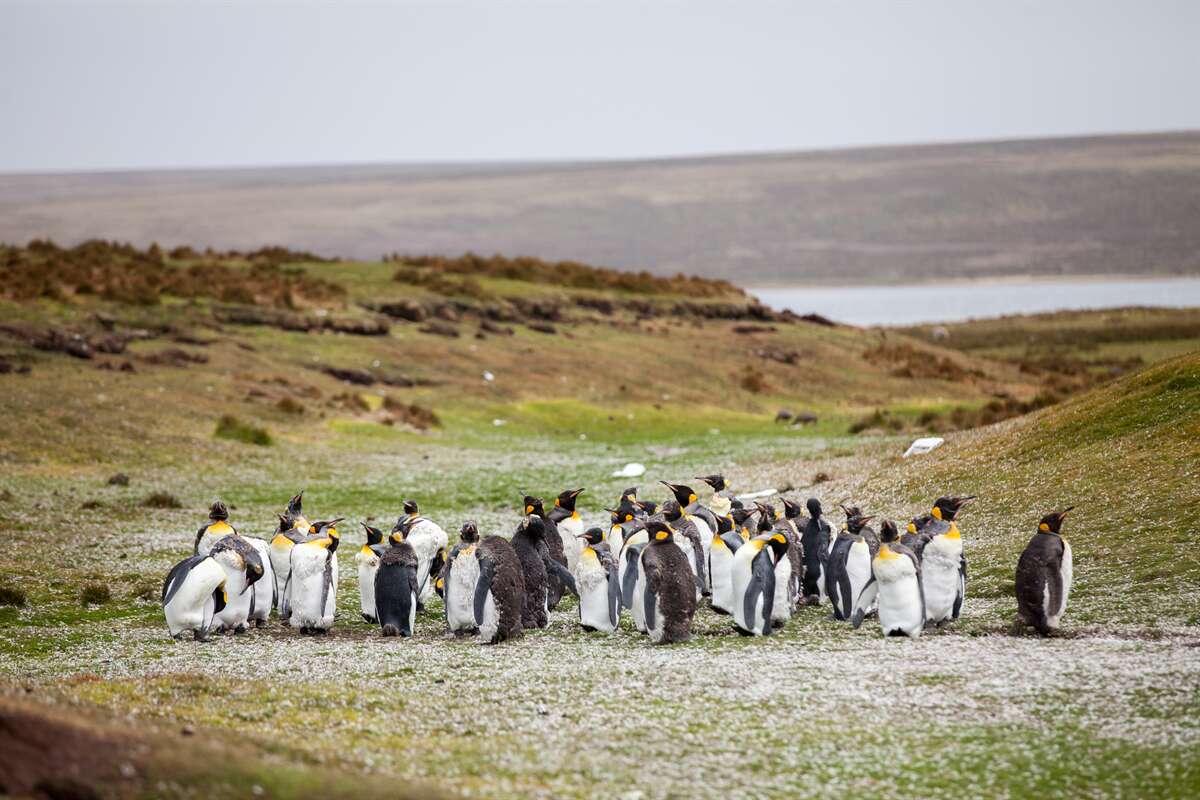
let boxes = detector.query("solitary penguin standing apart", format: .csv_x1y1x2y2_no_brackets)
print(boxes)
472,534,526,644
443,521,483,636
638,520,698,644
922,496,975,627
548,488,586,573
852,521,925,638
731,530,789,636
1015,508,1074,635
356,523,387,623
375,525,419,637
162,554,228,640
574,527,621,633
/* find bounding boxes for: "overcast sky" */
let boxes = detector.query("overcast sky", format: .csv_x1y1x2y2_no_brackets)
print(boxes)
2,0,1198,173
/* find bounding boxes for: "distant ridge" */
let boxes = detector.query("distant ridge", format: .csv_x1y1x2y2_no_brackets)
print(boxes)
2,131,1199,285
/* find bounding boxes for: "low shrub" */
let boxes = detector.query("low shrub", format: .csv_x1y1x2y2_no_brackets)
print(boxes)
214,415,273,446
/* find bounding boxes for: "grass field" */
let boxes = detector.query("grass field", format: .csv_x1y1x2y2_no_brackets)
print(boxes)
1,251,1198,798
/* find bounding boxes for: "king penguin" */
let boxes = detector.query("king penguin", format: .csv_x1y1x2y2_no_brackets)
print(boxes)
269,492,314,621
525,495,570,610
707,512,745,616
194,502,274,626
730,530,789,636
825,511,875,622
208,533,266,633
356,523,386,623
162,554,228,641
921,496,975,627
760,502,801,627
443,521,483,636
637,520,698,644
193,501,237,556
1015,508,1074,635
394,500,449,610
798,499,836,602
660,481,715,588
574,527,621,633
512,513,578,629
287,518,341,634
548,488,586,573
697,474,734,520
852,521,925,638
612,509,648,613
375,525,419,637
472,534,526,644
661,500,707,600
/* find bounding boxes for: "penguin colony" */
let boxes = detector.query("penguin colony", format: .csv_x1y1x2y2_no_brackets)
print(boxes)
162,481,1075,643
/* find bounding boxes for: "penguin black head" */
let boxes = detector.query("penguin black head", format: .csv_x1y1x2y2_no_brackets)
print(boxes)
731,505,751,527
840,503,863,521
621,487,638,503
242,547,265,587
806,498,822,519
1038,507,1074,535
931,496,976,522
906,514,933,535
312,518,343,537
766,531,789,562
286,492,303,517
391,515,415,535
739,509,760,537
402,499,420,517
613,500,639,524
522,514,547,539
646,520,673,543
522,496,546,517
555,488,585,512
661,500,683,522
716,514,734,535
660,481,698,508
730,498,744,512
361,523,384,546
880,520,900,543
697,474,726,492
460,521,480,543
389,529,407,545
636,499,658,516
846,513,874,535
578,527,605,546
208,501,229,521
755,502,778,528
782,498,804,520
430,547,446,580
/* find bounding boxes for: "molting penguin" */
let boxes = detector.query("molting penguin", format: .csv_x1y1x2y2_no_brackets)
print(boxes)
548,488,586,573
525,496,569,610
511,514,578,629
730,530,789,636
356,524,387,623
574,527,621,633
662,500,706,600
637,520,698,644
852,521,925,638
287,518,341,634
472,534,526,644
901,514,936,559
825,511,875,621
375,525,419,637
394,500,449,609
621,487,655,517
162,554,227,641
707,512,745,616
1015,508,1074,635
921,496,975,627
697,474,734,520
443,521,483,636
193,501,237,556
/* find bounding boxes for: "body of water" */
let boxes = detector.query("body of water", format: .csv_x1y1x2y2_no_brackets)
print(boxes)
750,277,1200,326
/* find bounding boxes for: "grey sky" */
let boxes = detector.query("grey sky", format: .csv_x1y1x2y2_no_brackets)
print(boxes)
2,0,1198,173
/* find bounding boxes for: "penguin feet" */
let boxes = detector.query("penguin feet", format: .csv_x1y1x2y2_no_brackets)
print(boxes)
361,614,377,624
234,624,248,635
452,628,478,638
803,594,820,606
299,626,312,636
254,619,267,629
192,630,208,642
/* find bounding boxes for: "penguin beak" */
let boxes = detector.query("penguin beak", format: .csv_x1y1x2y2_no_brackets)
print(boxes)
1060,506,1075,516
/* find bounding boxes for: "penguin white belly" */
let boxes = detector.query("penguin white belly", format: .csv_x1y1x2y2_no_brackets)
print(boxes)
646,594,666,643
246,538,275,622
921,536,963,623
631,565,649,633
356,548,380,622
446,548,481,633
874,556,923,638
846,541,873,614
730,545,759,633
212,557,252,631
557,515,584,572
708,543,735,614
478,591,500,643
575,549,614,632
408,520,449,604
289,547,337,630
270,537,296,616
771,556,793,626
689,516,713,566
1047,542,1073,629
164,559,225,637
672,537,702,601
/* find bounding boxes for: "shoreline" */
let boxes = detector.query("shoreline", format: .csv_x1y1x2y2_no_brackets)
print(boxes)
743,273,1200,291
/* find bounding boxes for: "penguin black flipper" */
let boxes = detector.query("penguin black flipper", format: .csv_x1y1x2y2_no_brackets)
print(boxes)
621,546,641,608
743,552,776,635
850,574,877,629
642,562,659,633
319,549,335,620
952,555,967,620
544,556,579,597
212,585,227,615
397,564,417,636
162,554,208,605
473,555,496,626
192,526,206,556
